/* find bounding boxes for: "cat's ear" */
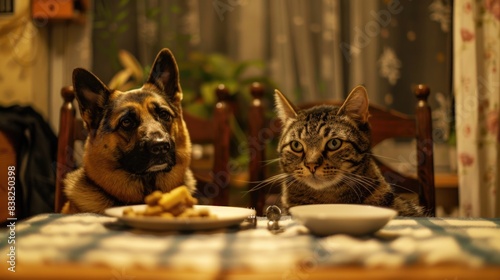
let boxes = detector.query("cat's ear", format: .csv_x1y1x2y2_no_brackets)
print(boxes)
338,85,370,123
274,89,298,122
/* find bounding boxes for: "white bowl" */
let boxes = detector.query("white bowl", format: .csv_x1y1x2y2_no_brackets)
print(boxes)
289,204,397,236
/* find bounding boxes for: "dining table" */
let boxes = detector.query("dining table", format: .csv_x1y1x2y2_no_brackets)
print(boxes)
1,209,500,280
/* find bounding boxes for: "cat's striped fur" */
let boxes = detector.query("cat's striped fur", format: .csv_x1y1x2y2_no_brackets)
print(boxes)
275,86,424,216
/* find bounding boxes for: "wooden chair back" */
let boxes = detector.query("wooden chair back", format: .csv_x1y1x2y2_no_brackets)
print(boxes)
184,85,232,206
55,86,86,213
0,131,20,221
55,85,232,212
248,84,436,216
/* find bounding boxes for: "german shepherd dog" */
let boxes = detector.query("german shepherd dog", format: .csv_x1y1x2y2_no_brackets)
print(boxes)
62,49,195,214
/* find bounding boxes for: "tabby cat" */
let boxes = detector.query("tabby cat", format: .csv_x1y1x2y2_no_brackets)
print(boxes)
274,86,424,216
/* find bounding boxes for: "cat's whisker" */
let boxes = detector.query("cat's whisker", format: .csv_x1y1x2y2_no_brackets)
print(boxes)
340,175,377,198
333,168,379,185
341,174,375,186
280,175,300,194
369,153,401,162
337,177,364,201
234,178,273,184
233,172,289,185
338,168,419,196
340,173,375,186
336,167,419,195
244,173,290,195
386,182,418,194
329,167,386,201
262,158,281,166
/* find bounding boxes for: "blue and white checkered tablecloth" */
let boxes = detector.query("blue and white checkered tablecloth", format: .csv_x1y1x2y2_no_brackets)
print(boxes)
1,214,500,273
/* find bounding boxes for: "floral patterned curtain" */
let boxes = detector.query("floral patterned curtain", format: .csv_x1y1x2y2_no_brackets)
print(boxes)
342,0,452,118
454,0,500,217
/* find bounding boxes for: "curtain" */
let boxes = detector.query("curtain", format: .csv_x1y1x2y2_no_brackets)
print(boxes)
93,0,451,110
267,0,344,102
454,0,500,217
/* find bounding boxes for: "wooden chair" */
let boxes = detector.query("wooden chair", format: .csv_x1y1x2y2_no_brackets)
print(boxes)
184,84,232,206
248,84,436,216
55,86,87,213
0,131,20,222
55,85,232,212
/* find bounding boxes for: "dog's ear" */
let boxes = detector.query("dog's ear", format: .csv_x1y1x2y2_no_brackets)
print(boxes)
146,48,182,104
72,68,112,133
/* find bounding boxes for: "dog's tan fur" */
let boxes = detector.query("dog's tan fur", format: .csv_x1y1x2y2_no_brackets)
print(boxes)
62,49,195,214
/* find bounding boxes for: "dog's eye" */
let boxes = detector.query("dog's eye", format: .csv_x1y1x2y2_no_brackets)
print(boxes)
158,110,171,121
120,117,135,130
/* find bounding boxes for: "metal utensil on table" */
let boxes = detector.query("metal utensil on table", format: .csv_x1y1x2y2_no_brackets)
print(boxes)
266,205,284,234
240,207,257,230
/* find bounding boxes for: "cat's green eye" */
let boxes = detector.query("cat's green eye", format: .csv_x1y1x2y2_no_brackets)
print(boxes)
326,138,342,151
290,141,304,153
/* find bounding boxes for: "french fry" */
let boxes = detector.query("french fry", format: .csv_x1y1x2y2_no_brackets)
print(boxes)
160,212,174,219
197,208,210,217
122,185,216,219
145,191,163,206
123,207,135,216
177,208,197,218
168,202,187,217
144,205,163,216
158,186,190,210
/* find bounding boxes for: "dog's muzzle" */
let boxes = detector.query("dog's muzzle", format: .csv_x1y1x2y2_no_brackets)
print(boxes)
119,138,176,175
147,140,171,155
145,140,171,172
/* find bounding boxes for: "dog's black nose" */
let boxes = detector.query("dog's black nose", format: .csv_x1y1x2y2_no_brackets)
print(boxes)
148,141,170,155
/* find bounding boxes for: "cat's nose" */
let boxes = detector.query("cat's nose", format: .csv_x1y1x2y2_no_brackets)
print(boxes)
305,162,320,174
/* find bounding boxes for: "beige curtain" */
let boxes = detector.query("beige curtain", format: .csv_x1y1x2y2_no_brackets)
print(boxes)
247,0,345,103
454,0,500,217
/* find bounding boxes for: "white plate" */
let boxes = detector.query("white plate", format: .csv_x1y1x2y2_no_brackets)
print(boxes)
289,204,397,236
105,205,255,231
